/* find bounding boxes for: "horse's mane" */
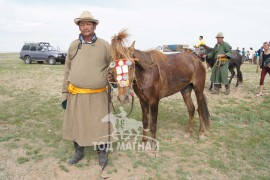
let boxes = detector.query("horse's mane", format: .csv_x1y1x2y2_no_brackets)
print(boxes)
111,29,134,60
134,49,167,65
201,45,213,51
111,29,167,64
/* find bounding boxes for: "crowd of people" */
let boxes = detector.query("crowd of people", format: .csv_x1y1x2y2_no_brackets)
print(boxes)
195,35,269,97
237,46,263,64
236,44,270,96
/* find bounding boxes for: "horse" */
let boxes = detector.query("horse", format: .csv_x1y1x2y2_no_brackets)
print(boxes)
108,30,210,145
194,45,243,90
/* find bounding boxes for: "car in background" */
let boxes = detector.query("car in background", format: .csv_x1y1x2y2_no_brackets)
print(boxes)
156,44,186,54
19,42,67,65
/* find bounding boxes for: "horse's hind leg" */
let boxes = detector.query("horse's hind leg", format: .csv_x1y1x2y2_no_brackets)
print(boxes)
235,64,243,87
180,85,195,137
229,64,235,84
193,88,210,140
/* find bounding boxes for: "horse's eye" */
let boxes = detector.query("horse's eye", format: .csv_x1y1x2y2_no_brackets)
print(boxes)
109,62,115,68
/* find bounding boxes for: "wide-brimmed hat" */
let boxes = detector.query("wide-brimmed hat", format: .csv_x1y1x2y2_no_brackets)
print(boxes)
216,32,224,38
74,11,99,25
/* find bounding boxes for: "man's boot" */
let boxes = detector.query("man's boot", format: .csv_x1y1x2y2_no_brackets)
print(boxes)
225,84,230,95
68,142,84,165
97,144,108,167
211,84,220,94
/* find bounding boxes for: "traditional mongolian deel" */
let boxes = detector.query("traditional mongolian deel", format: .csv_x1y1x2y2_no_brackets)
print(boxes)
208,42,232,85
62,38,114,147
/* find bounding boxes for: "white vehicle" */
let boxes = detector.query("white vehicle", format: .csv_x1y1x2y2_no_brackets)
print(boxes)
156,44,190,54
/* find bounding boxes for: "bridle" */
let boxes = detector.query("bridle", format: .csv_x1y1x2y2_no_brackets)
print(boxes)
107,58,137,117
101,58,137,175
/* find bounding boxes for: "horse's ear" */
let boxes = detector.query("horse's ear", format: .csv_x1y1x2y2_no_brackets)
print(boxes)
134,59,145,70
130,41,136,52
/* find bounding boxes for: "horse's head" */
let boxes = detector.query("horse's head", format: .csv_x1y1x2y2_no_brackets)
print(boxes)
194,45,216,67
108,58,136,104
110,30,137,104
194,46,207,60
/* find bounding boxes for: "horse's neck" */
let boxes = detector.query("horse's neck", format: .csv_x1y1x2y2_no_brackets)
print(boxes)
202,45,213,53
133,65,150,93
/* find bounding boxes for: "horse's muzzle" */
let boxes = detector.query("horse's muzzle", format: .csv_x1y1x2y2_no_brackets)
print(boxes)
117,94,130,104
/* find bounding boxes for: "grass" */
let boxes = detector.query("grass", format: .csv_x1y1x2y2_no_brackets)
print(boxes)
0,53,270,179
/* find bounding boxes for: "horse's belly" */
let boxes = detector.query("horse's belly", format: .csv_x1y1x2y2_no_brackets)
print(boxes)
158,66,193,98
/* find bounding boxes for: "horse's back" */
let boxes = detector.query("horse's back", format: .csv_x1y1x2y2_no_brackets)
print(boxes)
156,52,205,98
230,51,242,65
164,52,205,72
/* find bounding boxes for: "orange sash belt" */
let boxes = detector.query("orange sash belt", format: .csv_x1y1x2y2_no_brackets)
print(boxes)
217,57,228,61
68,83,106,94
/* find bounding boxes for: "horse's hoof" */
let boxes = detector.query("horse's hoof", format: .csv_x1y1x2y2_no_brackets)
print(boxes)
145,150,158,157
142,137,148,142
199,134,206,141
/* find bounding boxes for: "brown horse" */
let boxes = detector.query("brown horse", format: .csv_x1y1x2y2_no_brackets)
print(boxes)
109,30,210,144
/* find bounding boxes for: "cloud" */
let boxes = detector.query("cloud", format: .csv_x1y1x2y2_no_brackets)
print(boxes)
0,0,269,52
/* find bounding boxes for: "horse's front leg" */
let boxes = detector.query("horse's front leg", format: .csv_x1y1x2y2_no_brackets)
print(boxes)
140,100,149,143
150,100,159,149
209,82,213,91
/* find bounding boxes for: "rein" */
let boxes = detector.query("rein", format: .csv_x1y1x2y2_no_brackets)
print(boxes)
112,92,134,117
107,78,135,118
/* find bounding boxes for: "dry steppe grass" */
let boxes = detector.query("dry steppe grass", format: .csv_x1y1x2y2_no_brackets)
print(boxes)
0,53,270,179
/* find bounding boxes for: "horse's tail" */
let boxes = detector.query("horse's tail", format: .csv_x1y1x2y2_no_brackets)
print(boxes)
237,70,243,84
201,94,210,129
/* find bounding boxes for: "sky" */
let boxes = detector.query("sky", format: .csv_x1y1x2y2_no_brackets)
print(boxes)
0,0,269,52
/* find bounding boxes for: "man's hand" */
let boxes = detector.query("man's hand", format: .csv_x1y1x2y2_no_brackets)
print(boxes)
202,54,207,59
107,71,115,83
217,54,226,58
61,100,67,110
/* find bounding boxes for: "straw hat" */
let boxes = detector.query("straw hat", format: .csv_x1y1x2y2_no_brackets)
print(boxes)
74,11,99,25
215,32,224,38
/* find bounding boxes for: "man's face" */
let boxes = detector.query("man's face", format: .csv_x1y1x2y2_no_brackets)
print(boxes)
263,43,269,51
216,37,223,44
79,21,96,37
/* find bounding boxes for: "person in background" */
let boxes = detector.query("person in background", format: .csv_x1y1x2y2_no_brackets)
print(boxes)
246,50,250,62
241,48,246,62
254,51,258,64
61,11,113,166
195,35,206,47
256,42,270,96
236,47,240,53
202,32,232,95
250,47,255,64
257,46,263,64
